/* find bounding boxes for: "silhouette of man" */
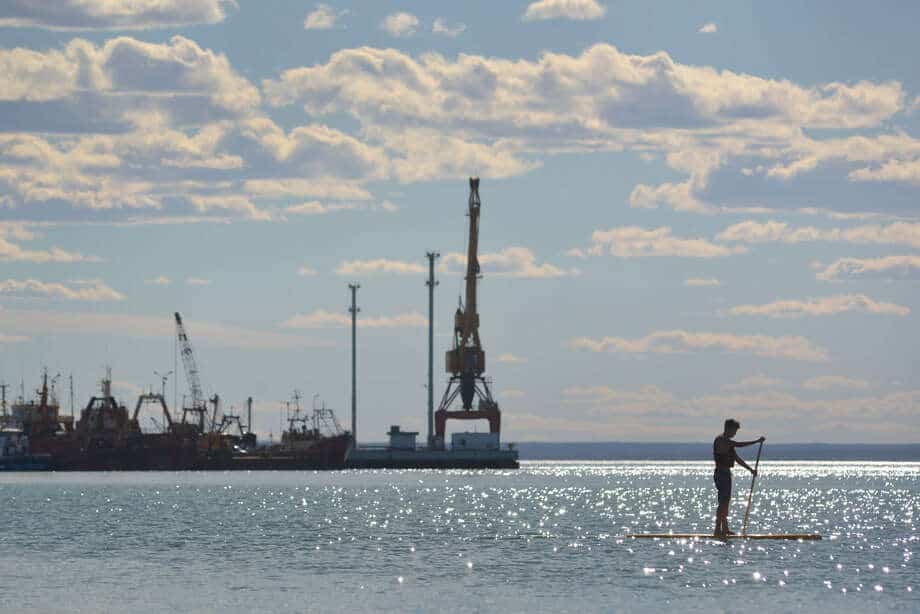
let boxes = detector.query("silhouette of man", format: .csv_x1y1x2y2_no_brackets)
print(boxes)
713,419,764,537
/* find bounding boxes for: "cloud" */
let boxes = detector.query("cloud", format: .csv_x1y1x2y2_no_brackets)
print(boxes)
501,389,525,399
523,0,606,21
685,277,721,287
145,276,171,285
559,383,920,441
189,195,273,221
698,23,717,34
0,333,29,343
728,294,909,318
0,36,259,114
304,4,341,30
495,353,527,364
381,12,418,38
265,43,901,134
0,0,233,30
297,266,317,277
243,179,371,201
0,235,99,263
0,278,124,301
571,330,829,361
282,310,427,329
569,226,746,259
716,220,920,248
802,376,869,391
721,375,783,391
0,309,327,349
262,42,905,207
335,259,425,276
285,200,396,216
849,158,920,186
432,18,465,37
441,247,580,278
815,255,920,281
185,278,211,286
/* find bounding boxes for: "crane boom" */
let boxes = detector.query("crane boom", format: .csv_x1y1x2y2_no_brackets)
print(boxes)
460,177,482,352
174,312,209,431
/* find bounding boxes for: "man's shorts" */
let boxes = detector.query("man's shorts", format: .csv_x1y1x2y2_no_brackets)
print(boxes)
714,469,732,505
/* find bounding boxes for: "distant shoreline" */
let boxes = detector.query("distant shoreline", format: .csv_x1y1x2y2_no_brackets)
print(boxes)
514,442,920,461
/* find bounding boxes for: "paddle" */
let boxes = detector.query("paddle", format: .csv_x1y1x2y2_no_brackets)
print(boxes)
741,440,764,537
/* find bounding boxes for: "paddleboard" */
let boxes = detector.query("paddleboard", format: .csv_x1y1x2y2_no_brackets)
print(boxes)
628,533,821,540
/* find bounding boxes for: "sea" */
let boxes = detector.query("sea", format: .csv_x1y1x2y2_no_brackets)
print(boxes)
0,445,917,613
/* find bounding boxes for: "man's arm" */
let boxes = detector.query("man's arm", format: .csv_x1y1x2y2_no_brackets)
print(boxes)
733,449,756,474
733,436,765,448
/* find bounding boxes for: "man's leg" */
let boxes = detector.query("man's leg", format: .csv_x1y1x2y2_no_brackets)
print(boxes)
715,502,728,535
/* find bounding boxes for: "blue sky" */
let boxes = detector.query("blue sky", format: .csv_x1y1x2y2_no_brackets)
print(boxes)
0,0,918,443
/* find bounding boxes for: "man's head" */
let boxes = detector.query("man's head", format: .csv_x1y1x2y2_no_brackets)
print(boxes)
724,418,740,437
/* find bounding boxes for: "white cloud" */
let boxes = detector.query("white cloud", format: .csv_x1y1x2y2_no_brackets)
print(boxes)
185,278,211,286
0,334,29,343
297,266,318,277
569,226,746,259
728,294,909,318
264,44,902,145
441,247,579,278
285,200,396,216
803,376,869,391
501,389,525,399
262,42,905,209
815,255,920,281
189,195,273,221
432,18,465,37
698,23,717,34
849,158,920,186
571,330,829,362
242,179,371,201
0,309,327,349
381,12,418,38
145,276,171,285
335,259,425,276
716,220,920,249
495,353,527,364
0,278,124,301
282,310,427,329
0,36,259,113
721,375,783,391
685,277,721,287
304,4,340,30
0,235,99,263
0,0,233,30
523,0,606,21
559,383,920,441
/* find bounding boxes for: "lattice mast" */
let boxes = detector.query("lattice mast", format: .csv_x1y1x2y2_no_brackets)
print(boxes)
174,312,209,432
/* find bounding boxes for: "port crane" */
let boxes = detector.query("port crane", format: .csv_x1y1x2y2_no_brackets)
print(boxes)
174,312,211,433
434,178,501,447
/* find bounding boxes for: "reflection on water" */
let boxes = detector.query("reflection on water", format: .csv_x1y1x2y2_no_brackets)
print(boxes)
0,462,916,612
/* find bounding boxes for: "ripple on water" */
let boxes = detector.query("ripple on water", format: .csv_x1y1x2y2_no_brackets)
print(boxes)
0,462,916,612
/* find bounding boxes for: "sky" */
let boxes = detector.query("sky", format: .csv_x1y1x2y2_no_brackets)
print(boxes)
0,0,918,444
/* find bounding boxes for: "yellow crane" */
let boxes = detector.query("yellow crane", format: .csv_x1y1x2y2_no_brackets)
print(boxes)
434,178,501,448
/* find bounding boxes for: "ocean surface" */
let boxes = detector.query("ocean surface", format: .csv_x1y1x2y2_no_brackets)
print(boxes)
1,461,916,613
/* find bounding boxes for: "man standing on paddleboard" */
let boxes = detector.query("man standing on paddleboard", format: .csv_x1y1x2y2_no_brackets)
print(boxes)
713,419,764,537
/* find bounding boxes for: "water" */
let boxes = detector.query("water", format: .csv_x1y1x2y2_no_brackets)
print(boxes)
0,462,916,613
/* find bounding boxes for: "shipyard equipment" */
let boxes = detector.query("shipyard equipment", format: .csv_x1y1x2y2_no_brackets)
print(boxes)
133,393,173,431
434,178,501,448
174,312,210,432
